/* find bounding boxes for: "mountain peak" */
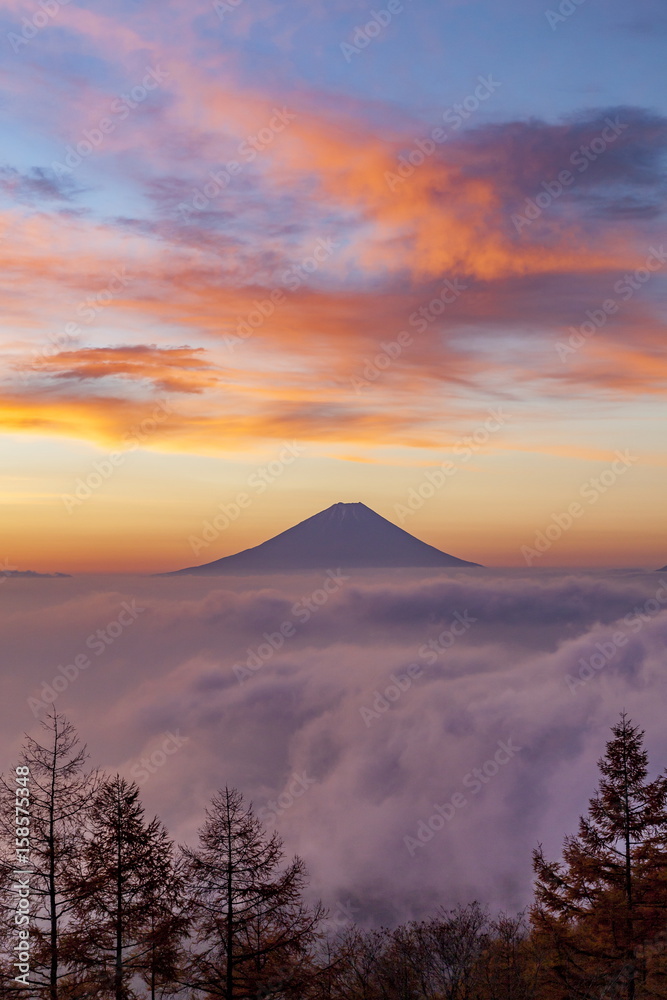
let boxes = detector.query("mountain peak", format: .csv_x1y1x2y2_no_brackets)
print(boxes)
317,501,375,521
170,502,481,574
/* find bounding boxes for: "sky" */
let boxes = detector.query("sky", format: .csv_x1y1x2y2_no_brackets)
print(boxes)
1,0,666,572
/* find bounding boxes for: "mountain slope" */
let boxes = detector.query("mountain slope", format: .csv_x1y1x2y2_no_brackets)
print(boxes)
170,502,481,574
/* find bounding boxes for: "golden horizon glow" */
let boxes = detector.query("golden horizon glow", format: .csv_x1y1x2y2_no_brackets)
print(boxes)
1,2,666,570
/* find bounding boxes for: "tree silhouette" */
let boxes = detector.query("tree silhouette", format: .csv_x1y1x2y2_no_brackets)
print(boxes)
532,713,667,999
180,786,322,999
71,775,179,1000
0,711,98,999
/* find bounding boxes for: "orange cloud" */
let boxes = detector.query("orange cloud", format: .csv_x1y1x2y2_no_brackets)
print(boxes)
31,345,222,394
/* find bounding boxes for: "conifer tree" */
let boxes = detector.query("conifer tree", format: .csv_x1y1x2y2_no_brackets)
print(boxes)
0,711,98,1000
532,713,667,999
72,775,180,1000
138,863,187,1000
180,786,322,999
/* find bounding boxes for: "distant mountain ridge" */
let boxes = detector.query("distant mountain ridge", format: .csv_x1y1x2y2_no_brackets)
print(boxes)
1,570,70,578
170,502,481,574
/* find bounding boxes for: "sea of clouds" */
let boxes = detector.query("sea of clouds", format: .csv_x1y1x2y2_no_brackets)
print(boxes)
1,568,666,926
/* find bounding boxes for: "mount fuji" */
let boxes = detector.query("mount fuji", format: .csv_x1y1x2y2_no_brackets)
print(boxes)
170,502,481,574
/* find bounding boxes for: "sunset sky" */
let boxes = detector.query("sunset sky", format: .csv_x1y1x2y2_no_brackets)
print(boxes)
2,0,666,572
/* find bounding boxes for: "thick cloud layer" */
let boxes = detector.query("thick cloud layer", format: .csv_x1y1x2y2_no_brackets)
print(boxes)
1,569,666,925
